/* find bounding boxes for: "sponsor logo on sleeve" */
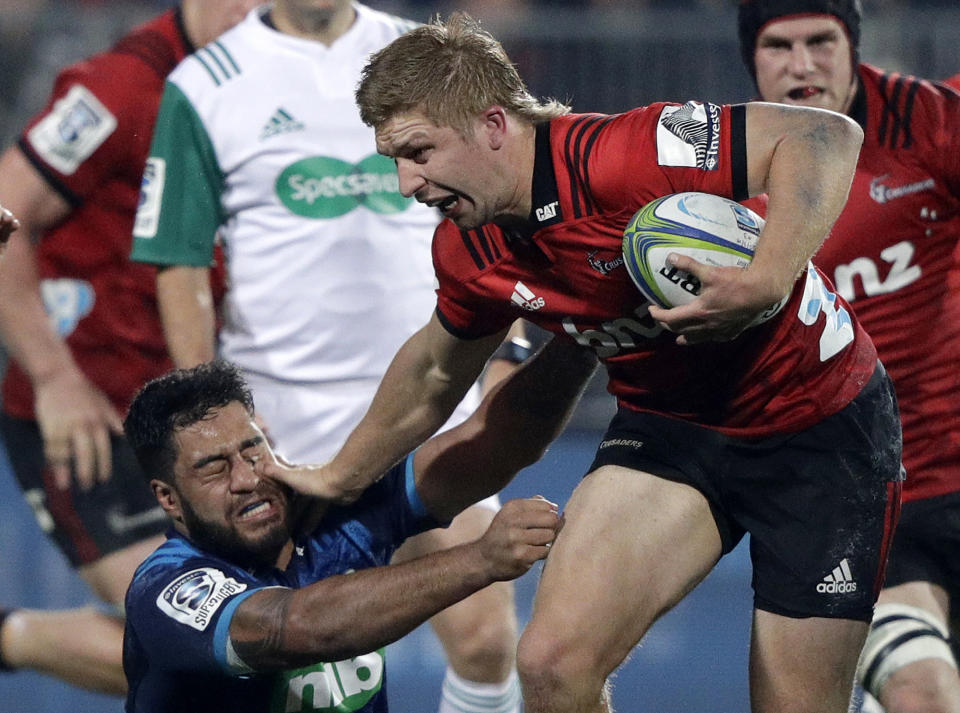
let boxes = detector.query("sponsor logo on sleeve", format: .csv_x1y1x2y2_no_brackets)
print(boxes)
271,650,385,712
156,567,248,631
26,85,117,175
133,158,166,239
656,101,721,171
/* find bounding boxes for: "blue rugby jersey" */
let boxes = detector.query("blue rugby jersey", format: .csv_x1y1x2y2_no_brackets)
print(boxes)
123,454,438,713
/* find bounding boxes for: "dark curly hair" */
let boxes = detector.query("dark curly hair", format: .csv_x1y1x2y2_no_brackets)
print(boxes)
124,360,254,484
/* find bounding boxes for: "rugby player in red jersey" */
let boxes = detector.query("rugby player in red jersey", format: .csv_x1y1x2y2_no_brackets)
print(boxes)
263,12,903,713
740,2,960,711
0,0,260,695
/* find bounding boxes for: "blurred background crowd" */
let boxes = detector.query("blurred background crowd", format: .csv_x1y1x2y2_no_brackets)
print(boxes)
2,0,959,153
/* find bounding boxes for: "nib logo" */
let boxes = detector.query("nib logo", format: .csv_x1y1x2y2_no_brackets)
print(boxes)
511,282,545,311
817,558,858,594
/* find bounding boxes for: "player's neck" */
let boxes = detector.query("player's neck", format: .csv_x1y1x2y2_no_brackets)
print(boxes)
496,123,538,224
270,2,357,46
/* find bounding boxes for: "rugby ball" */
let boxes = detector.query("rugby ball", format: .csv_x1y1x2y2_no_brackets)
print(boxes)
622,192,786,325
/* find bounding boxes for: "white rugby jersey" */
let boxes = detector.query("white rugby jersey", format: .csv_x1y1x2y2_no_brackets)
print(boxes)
132,4,442,387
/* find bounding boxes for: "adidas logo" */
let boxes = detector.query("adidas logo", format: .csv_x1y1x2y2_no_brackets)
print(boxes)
260,107,305,140
816,558,858,594
511,281,545,311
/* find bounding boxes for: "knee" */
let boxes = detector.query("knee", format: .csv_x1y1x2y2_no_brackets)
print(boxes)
517,623,602,698
857,603,960,713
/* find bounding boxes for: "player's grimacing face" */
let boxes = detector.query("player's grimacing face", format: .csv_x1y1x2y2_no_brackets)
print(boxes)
376,109,500,230
170,402,293,566
754,15,857,114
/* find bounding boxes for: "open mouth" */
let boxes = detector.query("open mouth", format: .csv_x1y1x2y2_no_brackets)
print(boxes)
787,86,822,100
238,499,272,520
424,194,459,215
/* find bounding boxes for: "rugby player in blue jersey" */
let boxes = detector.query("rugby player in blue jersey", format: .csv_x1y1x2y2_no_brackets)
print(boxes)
121,343,595,713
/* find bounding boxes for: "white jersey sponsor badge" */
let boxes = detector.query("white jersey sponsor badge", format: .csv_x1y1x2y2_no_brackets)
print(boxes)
656,101,721,171
27,84,118,175
156,567,248,631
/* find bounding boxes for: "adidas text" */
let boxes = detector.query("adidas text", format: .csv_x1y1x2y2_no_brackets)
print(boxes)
816,580,858,594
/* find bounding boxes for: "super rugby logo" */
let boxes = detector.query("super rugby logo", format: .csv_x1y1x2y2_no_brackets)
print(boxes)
277,154,412,218
156,568,247,631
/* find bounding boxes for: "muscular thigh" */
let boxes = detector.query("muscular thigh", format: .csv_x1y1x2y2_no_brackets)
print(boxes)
530,465,722,673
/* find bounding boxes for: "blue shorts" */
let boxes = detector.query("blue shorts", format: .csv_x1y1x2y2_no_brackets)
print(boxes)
588,362,904,621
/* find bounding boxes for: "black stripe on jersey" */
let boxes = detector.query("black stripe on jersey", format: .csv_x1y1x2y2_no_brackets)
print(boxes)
579,116,617,213
459,229,487,270
529,122,563,228
17,137,83,209
900,80,920,149
476,226,498,265
435,307,489,341
482,226,502,261
730,104,748,201
565,115,607,219
877,74,920,150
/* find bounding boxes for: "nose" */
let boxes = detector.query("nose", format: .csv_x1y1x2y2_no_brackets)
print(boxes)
787,42,815,76
395,158,425,198
229,456,260,493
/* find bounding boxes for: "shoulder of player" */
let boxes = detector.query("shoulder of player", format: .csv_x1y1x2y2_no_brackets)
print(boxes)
859,63,960,151
168,20,254,99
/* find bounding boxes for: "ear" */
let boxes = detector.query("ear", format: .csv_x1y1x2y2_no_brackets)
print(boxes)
152,479,183,523
480,105,508,150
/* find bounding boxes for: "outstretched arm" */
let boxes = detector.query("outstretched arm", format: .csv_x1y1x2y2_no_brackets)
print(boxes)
414,338,597,522
267,313,507,503
649,102,862,344
228,495,560,669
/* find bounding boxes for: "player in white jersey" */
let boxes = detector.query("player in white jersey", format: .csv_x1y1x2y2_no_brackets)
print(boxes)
131,3,527,713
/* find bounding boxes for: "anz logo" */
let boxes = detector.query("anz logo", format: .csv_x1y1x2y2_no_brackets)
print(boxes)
561,303,664,358
831,240,921,302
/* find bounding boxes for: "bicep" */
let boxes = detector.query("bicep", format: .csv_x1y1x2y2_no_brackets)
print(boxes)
0,146,72,231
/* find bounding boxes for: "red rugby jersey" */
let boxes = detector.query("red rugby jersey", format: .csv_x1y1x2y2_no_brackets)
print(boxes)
3,10,202,418
812,64,960,501
434,104,877,438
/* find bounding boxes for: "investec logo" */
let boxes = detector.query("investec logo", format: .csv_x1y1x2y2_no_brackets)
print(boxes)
271,650,384,712
277,154,411,218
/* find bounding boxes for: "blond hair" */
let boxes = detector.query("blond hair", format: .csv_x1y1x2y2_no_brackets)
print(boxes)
356,13,570,135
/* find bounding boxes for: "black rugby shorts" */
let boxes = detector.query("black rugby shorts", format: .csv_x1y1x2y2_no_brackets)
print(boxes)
0,413,167,567
588,361,903,621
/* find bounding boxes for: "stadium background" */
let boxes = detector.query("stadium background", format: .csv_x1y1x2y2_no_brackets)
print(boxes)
0,0,956,710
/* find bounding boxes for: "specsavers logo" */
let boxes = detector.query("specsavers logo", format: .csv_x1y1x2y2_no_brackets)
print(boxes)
277,154,411,218
271,650,385,712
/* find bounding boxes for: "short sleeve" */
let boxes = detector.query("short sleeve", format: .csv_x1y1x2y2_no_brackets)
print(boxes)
130,80,224,267
126,560,267,676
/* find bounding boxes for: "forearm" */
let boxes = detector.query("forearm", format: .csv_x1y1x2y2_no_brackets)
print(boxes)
328,319,501,500
0,232,81,385
156,265,216,367
231,542,493,670
420,339,597,520
746,103,863,298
